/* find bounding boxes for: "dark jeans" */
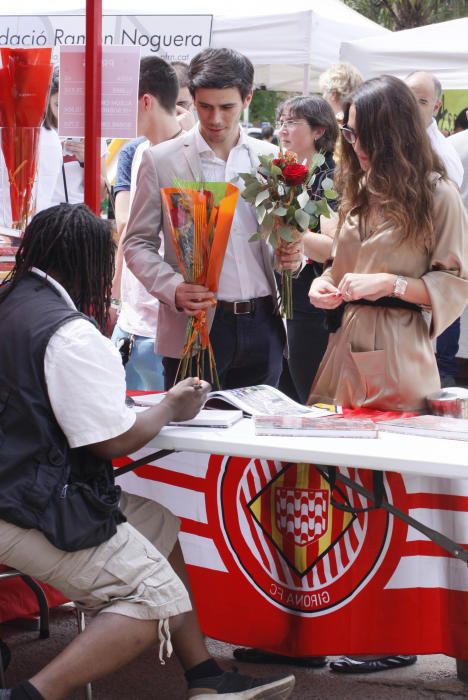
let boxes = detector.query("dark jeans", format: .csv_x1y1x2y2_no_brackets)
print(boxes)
163,301,285,390
279,309,329,404
436,317,460,380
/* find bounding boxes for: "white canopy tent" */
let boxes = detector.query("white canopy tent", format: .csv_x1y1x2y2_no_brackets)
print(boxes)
340,17,468,90
6,0,389,92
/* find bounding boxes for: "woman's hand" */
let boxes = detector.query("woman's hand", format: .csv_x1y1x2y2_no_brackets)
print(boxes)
338,273,394,302
309,277,343,309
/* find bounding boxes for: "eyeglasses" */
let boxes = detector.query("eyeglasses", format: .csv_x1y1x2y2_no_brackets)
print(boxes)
341,125,358,145
275,119,307,130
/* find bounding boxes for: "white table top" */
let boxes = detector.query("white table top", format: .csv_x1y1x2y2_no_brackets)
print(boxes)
145,418,468,480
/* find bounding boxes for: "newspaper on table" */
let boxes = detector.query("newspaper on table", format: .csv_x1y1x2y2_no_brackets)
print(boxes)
134,384,341,418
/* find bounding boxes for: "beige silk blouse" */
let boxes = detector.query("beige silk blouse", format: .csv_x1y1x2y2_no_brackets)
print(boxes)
309,176,468,411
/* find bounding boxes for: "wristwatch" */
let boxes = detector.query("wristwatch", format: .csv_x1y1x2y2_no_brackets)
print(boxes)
392,275,408,298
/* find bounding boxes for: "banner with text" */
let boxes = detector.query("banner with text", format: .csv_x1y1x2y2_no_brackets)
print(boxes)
0,14,212,64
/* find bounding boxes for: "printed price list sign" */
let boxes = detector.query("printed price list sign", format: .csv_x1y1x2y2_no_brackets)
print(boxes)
58,45,140,138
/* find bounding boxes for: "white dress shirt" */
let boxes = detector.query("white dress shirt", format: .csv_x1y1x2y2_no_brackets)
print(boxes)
33,268,136,448
195,126,271,302
447,130,468,211
427,120,464,188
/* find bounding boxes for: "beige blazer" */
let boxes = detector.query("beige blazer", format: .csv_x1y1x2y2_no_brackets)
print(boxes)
123,129,280,358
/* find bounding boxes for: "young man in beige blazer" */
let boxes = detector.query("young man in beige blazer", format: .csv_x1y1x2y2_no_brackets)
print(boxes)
124,48,303,390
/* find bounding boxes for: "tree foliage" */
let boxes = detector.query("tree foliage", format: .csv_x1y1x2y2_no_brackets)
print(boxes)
249,89,283,126
343,0,468,30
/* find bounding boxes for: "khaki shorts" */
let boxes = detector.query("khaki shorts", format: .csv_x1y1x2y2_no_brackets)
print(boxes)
0,492,191,621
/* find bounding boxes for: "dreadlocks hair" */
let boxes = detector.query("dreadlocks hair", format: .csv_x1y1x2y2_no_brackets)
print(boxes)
0,203,115,331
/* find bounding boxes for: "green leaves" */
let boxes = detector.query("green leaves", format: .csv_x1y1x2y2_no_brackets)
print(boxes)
296,190,310,209
295,208,310,231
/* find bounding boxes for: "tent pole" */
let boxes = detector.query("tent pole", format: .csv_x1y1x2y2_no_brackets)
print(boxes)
84,0,102,214
302,64,311,95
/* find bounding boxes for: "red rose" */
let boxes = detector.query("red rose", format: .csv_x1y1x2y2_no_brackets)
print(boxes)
272,157,284,168
281,163,309,185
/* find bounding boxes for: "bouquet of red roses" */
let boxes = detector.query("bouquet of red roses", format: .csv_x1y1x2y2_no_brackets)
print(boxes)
240,150,336,318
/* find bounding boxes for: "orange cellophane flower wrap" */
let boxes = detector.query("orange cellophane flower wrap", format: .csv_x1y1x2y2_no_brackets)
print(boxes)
161,182,239,386
0,48,52,231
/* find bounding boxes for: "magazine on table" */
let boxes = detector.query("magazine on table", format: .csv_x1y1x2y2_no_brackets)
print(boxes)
378,414,468,441
254,415,377,438
134,385,341,419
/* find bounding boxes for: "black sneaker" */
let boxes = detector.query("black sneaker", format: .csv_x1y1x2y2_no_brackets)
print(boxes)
186,668,295,699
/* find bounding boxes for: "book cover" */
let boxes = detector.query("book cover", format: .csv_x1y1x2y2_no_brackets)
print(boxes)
378,414,468,441
254,415,377,438
169,409,243,428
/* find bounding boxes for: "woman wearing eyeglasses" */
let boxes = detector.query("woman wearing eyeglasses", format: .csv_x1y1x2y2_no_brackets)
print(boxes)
275,96,339,403
309,74,468,413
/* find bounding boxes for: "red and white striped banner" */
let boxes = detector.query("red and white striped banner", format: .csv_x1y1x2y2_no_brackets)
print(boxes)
115,437,468,657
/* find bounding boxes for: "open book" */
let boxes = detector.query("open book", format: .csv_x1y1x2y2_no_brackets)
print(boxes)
254,415,377,438
134,385,340,419
378,414,468,441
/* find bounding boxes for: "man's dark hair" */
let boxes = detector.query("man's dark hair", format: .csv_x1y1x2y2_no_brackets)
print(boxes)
454,106,468,132
172,61,190,89
188,48,254,100
138,56,179,113
0,204,115,331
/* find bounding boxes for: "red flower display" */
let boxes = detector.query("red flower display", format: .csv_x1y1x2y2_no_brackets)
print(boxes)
0,48,53,231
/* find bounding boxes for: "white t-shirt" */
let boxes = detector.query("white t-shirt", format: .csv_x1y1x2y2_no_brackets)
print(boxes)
118,139,161,338
195,126,272,301
50,138,108,205
32,268,136,448
36,126,63,212
427,120,464,188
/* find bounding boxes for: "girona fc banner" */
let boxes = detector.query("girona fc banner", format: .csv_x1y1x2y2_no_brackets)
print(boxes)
116,447,468,658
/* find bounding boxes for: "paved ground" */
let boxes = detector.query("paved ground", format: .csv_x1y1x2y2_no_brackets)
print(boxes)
1,607,467,699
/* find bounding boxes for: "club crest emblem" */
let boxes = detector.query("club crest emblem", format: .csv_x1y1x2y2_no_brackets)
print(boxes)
212,458,405,615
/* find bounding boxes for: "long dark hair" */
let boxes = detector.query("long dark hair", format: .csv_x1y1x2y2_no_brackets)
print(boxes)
277,95,338,154
337,74,446,250
0,204,115,330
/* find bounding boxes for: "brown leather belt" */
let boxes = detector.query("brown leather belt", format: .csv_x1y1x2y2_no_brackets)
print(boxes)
217,295,274,315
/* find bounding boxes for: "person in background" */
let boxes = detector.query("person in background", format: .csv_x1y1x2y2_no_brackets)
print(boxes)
111,57,192,391
260,125,278,145
448,123,468,210
308,76,468,672
276,96,338,403
405,71,465,387
36,66,63,213
123,48,303,391
172,60,196,132
45,68,108,207
319,62,363,125
453,106,468,134
0,202,295,700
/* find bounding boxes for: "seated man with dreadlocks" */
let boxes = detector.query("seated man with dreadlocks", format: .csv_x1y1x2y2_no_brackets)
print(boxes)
0,204,295,700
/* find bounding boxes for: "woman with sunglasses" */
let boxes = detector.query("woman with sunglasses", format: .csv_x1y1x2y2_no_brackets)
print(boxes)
307,74,468,676
275,96,339,403
308,74,468,414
